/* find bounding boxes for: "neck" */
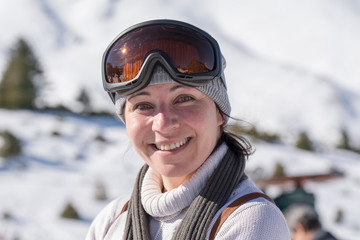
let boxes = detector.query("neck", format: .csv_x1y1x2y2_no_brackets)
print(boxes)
161,174,193,192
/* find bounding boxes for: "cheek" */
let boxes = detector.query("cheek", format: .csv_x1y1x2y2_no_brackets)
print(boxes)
125,124,136,145
125,116,144,143
183,105,220,130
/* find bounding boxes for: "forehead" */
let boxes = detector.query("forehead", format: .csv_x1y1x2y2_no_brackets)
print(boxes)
127,83,201,100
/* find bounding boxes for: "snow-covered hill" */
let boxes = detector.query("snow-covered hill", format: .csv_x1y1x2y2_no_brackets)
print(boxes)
1,109,360,239
1,0,360,239
0,109,142,239
0,0,359,146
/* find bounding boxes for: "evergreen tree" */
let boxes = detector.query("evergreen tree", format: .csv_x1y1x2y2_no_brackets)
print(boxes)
334,208,344,223
337,129,351,150
296,131,314,151
76,87,91,114
0,38,43,109
0,130,22,158
337,129,360,153
60,202,80,219
272,161,286,178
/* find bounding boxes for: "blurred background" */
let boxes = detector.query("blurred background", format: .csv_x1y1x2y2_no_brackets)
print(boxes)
0,0,360,239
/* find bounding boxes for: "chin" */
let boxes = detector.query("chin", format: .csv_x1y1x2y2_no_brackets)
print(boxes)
157,165,193,178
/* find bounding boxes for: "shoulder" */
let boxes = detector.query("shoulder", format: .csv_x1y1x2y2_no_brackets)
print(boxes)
85,197,129,240
210,179,291,239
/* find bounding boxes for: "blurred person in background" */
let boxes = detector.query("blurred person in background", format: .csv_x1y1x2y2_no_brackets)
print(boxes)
284,205,338,240
86,19,290,239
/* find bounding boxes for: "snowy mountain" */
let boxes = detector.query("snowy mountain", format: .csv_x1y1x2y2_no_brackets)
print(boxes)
1,0,360,146
1,0,360,239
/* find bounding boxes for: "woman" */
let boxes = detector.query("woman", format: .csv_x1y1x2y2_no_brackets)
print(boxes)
86,19,290,240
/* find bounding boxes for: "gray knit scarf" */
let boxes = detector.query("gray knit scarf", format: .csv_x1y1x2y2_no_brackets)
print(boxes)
123,147,246,240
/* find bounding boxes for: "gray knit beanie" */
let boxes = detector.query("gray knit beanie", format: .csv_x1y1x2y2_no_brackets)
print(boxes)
115,57,231,123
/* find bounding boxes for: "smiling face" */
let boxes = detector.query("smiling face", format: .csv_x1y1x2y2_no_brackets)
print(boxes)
124,83,224,190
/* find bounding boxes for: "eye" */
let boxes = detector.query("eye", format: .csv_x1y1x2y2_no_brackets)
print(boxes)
175,95,194,103
133,102,153,111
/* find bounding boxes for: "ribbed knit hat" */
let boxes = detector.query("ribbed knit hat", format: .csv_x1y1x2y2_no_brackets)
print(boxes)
115,58,231,123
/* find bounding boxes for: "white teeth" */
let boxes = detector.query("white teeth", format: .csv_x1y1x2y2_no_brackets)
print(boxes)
156,138,189,151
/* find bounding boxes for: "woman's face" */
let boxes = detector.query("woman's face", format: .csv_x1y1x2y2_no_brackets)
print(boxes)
124,83,224,189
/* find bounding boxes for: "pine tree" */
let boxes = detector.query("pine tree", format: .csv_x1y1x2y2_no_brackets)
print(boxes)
337,129,360,153
0,130,22,158
334,208,344,223
0,38,43,109
296,131,314,151
60,202,80,219
272,161,286,178
76,87,91,114
337,129,351,150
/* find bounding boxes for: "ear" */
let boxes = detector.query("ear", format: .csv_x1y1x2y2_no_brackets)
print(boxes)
216,109,224,126
292,223,309,240
297,223,305,231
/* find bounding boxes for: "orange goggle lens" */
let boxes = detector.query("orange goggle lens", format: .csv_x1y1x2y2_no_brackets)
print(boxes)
104,24,216,83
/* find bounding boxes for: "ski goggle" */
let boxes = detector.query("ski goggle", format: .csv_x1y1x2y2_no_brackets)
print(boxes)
102,19,223,103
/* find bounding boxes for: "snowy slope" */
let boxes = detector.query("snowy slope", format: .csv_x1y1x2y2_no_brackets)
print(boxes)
0,110,143,239
1,110,360,239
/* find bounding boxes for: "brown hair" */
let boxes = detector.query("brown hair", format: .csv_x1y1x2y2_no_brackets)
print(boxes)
218,108,254,159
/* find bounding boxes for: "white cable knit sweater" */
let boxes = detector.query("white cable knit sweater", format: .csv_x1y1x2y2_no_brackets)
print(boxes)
86,144,290,239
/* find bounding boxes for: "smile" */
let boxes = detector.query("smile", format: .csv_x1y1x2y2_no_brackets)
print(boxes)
155,138,190,151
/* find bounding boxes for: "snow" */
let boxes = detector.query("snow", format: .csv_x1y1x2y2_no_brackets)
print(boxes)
0,110,143,239
0,0,360,239
1,109,360,239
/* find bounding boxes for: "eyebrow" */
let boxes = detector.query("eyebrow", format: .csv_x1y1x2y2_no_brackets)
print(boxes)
127,91,150,101
170,85,186,91
127,84,187,101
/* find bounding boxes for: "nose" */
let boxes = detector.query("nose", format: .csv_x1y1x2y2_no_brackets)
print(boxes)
152,107,180,133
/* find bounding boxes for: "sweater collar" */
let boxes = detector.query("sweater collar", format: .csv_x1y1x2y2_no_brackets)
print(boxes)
141,143,228,219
